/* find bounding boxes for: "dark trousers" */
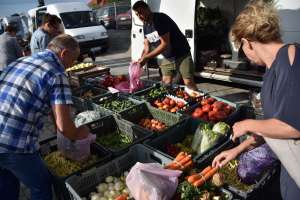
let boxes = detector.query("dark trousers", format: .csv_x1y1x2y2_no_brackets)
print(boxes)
0,152,53,200
280,165,300,200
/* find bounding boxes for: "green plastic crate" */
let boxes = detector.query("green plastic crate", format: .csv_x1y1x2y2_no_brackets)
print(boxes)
65,144,173,200
89,115,151,156
119,103,187,135
39,137,112,200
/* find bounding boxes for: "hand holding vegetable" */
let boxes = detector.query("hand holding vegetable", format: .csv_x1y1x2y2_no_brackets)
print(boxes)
212,148,240,168
232,120,251,142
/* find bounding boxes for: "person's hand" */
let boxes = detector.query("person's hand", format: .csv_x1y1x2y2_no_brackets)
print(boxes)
138,56,149,67
232,120,250,142
212,148,240,168
76,125,90,140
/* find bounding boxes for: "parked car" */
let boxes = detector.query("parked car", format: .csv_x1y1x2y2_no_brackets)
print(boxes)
95,4,131,29
116,9,131,29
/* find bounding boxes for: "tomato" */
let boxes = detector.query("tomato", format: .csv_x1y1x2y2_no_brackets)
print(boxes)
169,99,176,107
215,111,227,120
213,107,220,113
177,101,185,108
194,107,203,113
192,111,200,118
201,99,209,106
163,97,170,105
207,97,216,104
212,101,224,110
170,108,177,113
202,104,211,113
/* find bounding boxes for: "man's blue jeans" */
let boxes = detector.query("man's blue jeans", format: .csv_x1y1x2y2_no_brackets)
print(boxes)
0,152,53,200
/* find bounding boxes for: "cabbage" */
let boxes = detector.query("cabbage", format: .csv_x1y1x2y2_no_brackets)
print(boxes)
212,122,230,135
191,124,210,151
198,128,220,154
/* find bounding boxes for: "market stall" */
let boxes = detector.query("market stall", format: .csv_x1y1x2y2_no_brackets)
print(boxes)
40,65,279,200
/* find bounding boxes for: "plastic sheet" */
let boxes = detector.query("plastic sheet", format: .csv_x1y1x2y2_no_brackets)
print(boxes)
57,131,96,162
126,162,182,200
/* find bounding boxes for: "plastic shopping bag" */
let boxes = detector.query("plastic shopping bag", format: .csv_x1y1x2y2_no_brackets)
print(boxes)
126,162,182,200
129,62,143,93
114,62,144,93
57,131,96,162
237,143,278,184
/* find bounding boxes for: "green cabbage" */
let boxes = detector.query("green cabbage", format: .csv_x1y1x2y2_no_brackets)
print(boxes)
212,122,230,135
198,128,220,154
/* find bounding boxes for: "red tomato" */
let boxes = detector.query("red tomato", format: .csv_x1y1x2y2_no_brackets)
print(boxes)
207,97,216,104
202,104,211,113
201,99,209,106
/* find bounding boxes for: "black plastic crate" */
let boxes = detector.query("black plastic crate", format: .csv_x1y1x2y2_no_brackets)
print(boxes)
39,136,112,200
131,84,169,102
195,153,281,200
65,144,173,200
72,85,109,111
89,115,151,156
119,103,187,135
144,118,234,163
166,85,206,106
91,93,142,115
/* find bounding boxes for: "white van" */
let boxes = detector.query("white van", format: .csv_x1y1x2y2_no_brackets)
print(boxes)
131,0,300,87
28,2,109,56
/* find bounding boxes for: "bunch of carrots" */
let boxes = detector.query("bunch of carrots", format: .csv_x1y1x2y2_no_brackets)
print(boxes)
186,166,218,187
165,152,193,171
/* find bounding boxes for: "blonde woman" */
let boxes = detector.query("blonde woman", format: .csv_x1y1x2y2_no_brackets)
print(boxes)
213,1,300,199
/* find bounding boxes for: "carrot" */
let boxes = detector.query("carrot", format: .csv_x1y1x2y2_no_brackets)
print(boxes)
199,166,212,176
179,155,192,166
193,167,218,187
183,160,193,169
187,166,211,183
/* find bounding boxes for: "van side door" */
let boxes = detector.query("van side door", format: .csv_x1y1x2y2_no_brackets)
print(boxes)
131,0,145,61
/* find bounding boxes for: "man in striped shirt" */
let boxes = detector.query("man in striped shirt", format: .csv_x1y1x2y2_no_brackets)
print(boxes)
0,34,89,200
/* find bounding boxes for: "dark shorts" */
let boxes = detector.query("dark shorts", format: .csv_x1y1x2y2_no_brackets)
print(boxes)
159,53,195,79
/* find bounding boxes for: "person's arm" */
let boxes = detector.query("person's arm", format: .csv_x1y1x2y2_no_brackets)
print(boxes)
13,38,23,58
51,104,89,140
232,118,300,141
139,33,170,66
140,38,150,58
49,74,89,140
144,32,169,58
212,136,257,168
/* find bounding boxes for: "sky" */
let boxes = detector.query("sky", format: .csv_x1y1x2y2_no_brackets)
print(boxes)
0,0,88,17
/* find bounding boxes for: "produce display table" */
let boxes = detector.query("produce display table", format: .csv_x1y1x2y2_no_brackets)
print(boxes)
34,79,279,200
68,63,110,87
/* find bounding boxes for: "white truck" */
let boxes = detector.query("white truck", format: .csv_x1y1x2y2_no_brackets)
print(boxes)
28,2,109,57
131,0,300,87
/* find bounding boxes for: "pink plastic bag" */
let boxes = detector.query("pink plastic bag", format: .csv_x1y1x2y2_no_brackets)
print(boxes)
129,62,144,93
114,81,131,93
126,162,182,200
114,62,144,93
57,131,96,162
